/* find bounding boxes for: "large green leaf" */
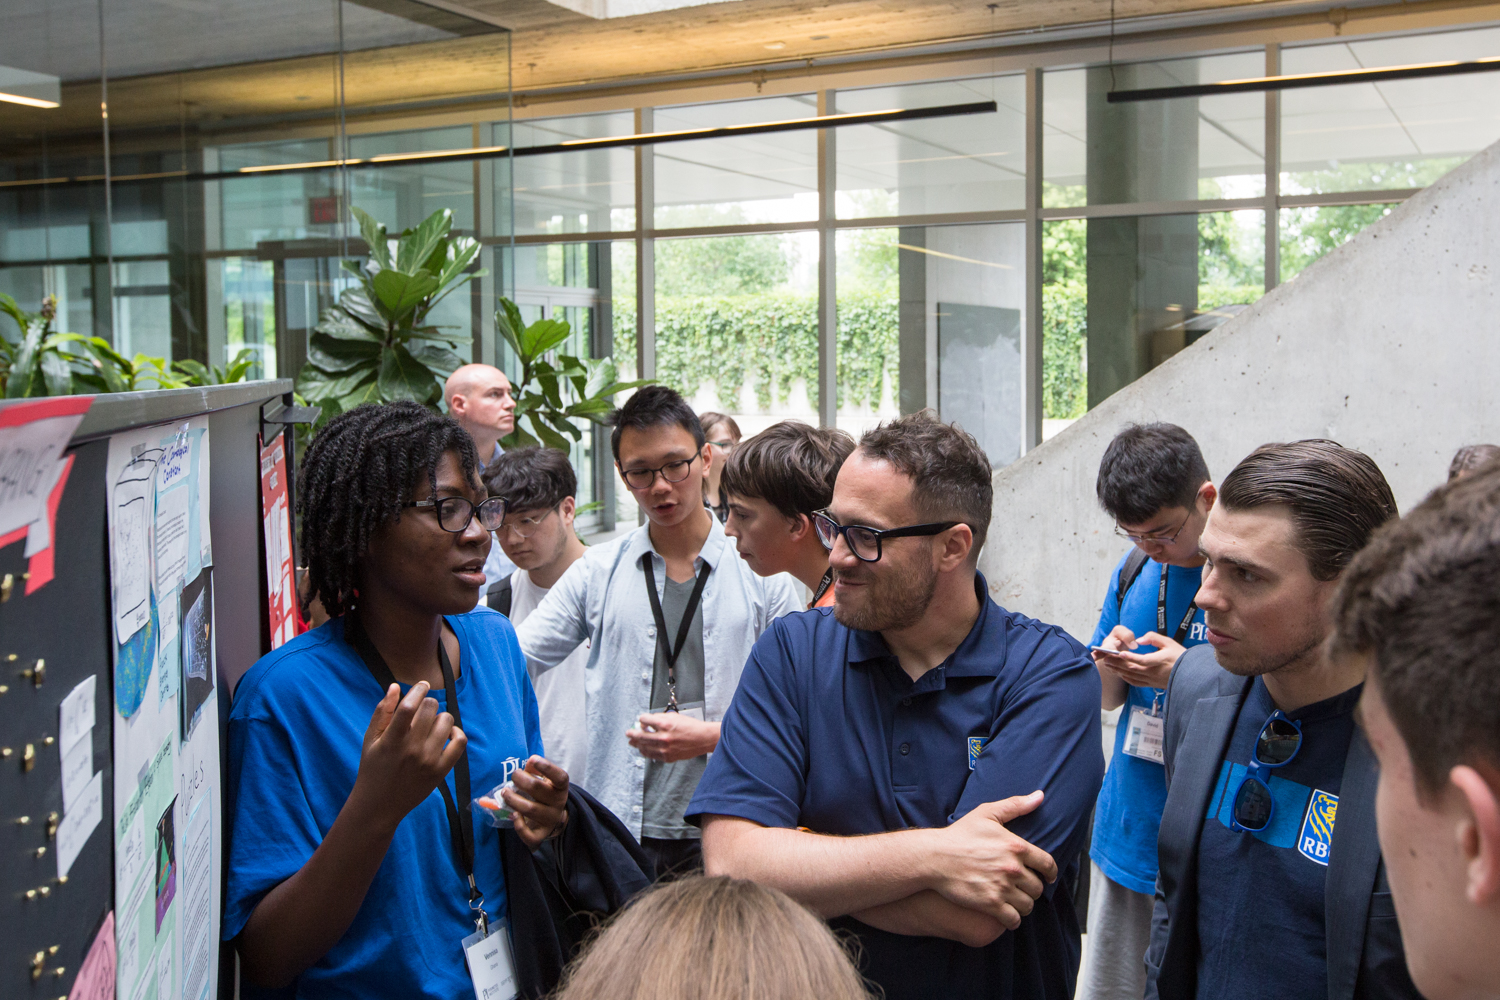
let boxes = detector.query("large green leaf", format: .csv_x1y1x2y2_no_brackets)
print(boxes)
582,356,619,400
377,342,437,403
371,269,440,320
407,341,466,378
496,299,527,358
5,321,44,397
338,288,389,332
299,361,377,402
519,317,573,359
351,207,391,270
307,332,383,373
338,379,384,411
315,306,382,342
541,410,583,441
501,425,540,449
396,209,452,274
435,236,481,288
528,412,573,452
39,345,73,396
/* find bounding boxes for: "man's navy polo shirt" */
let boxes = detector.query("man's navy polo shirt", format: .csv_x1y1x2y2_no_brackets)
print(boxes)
687,574,1104,1000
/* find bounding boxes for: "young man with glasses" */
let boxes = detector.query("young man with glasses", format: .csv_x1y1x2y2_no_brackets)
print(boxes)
1146,441,1421,1000
515,386,799,878
1081,424,1214,1000
690,411,1104,1000
1329,463,1500,1000
482,446,591,787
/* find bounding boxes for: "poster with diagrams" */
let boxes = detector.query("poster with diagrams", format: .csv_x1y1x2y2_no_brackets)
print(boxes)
104,418,221,1000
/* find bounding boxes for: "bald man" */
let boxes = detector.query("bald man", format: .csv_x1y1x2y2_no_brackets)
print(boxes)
445,363,519,592
445,363,517,468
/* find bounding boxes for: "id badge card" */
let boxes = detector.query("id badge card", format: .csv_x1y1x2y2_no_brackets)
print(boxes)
462,918,518,1000
1122,706,1166,764
649,699,705,722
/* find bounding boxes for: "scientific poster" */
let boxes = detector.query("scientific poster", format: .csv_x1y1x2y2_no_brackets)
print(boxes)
105,418,221,1000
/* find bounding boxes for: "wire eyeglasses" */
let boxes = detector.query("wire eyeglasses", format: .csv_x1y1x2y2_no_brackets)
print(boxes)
1114,511,1191,545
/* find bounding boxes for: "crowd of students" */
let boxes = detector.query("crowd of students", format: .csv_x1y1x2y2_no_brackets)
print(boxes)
221,361,1500,1000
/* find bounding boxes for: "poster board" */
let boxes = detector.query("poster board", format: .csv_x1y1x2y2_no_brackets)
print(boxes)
105,418,221,1000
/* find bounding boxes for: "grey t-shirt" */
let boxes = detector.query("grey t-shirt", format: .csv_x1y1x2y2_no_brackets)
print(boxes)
641,572,708,840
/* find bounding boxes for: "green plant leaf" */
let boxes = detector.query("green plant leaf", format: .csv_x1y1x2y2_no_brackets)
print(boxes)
40,348,73,396
300,361,377,402
173,358,212,386
496,299,527,358
435,236,481,288
338,379,384,411
376,342,437,403
223,348,258,383
528,412,573,452
563,397,613,417
315,306,382,342
338,288,389,332
351,206,390,270
5,321,45,398
541,410,583,441
520,317,572,358
371,269,440,319
307,332,383,373
407,341,466,378
501,425,539,449
396,209,452,274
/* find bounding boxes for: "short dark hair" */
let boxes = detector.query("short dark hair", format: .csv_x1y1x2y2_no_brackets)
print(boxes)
483,446,577,512
699,411,742,442
1447,443,1500,481
610,385,705,461
1219,439,1398,581
857,410,992,553
721,422,855,519
1096,423,1211,525
298,401,481,617
1331,463,1500,793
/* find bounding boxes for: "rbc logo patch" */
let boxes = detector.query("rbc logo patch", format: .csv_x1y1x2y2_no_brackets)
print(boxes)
1298,789,1338,866
967,737,991,771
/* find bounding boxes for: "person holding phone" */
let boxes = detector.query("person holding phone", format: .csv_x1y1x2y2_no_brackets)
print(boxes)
223,401,568,999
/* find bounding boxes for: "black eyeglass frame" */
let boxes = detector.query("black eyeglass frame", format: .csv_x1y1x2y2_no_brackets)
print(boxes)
619,453,700,491
812,509,962,563
400,495,508,533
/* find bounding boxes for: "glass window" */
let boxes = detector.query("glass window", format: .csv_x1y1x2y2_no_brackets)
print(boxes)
218,140,342,250
221,257,277,380
1280,26,1500,194
654,231,820,432
1279,204,1395,282
113,259,173,359
507,113,636,236
653,95,820,227
834,76,1026,218
1044,51,1266,207
835,228,900,437
347,126,476,232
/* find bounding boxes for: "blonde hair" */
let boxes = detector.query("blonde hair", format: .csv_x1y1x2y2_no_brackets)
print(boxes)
550,876,871,1000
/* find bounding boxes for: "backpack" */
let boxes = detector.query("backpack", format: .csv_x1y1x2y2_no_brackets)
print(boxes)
1115,547,1151,614
486,575,514,617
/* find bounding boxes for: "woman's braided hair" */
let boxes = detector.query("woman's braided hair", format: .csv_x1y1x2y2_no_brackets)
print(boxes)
298,401,482,617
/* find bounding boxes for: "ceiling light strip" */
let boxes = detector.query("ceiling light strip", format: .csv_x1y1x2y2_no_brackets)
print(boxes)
0,100,997,191
1107,56,1500,103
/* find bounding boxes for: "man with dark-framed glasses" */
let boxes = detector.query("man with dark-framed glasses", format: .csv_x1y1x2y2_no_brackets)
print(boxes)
1146,440,1421,1000
690,411,1104,1000
515,385,799,880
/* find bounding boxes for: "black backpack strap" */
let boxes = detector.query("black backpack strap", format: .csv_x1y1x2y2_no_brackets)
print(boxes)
1116,547,1150,614
486,575,514,617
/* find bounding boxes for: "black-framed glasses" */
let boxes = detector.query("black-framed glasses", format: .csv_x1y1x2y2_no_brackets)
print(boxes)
621,454,698,490
400,495,507,533
1114,511,1191,545
1229,710,1304,832
812,509,960,563
498,505,559,539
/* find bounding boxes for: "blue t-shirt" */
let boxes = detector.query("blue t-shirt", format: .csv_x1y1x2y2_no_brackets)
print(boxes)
1194,678,1360,1000
1089,554,1207,895
223,610,544,1000
686,574,1104,1000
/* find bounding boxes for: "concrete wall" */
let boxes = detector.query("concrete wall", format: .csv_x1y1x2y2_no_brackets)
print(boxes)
978,140,1500,642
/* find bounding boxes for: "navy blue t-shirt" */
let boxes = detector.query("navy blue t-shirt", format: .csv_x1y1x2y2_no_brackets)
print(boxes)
224,611,544,1000
686,575,1104,1000
1194,678,1361,1000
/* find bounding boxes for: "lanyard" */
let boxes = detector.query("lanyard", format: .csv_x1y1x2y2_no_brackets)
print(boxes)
346,613,488,936
810,567,833,608
641,555,712,712
1157,566,1201,646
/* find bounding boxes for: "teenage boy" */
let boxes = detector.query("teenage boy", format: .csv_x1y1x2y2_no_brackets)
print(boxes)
482,446,590,786
1082,424,1214,1000
691,412,1103,1000
1146,440,1421,1000
722,421,855,610
516,386,800,877
1330,463,1500,1000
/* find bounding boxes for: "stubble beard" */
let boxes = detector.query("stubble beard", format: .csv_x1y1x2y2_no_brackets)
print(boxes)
833,557,939,632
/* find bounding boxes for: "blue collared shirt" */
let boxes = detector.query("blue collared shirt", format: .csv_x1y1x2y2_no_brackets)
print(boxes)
686,574,1104,1000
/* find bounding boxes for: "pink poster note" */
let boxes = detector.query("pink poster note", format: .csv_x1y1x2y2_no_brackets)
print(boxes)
69,910,116,1000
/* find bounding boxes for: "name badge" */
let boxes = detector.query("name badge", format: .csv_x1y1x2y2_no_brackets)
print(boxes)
1122,706,1166,764
462,919,518,1000
649,700,705,722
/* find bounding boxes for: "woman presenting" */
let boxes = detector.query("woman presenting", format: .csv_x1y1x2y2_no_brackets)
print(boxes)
224,401,568,998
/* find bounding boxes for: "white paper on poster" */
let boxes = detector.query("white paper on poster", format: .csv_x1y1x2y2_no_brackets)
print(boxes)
155,945,172,1000
58,769,103,879
154,485,191,594
157,427,191,493
118,911,140,994
62,735,93,812
22,457,67,556
60,675,97,754
181,800,213,1000
0,411,85,537
119,808,148,901
112,459,156,645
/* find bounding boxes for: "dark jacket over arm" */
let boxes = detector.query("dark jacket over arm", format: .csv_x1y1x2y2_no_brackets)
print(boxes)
1143,646,1421,1000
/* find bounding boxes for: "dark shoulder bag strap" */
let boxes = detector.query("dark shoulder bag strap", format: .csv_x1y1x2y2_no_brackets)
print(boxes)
1116,547,1151,614
487,576,514,617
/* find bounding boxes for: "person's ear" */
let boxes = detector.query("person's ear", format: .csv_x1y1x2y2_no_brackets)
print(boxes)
938,523,974,571
559,496,577,527
787,512,812,541
1451,765,1500,906
1198,481,1217,514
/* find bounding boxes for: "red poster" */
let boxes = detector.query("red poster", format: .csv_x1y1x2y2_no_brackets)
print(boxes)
258,433,305,648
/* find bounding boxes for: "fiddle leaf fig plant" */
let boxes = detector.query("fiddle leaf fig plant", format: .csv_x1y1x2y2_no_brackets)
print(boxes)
296,206,482,425
495,297,654,452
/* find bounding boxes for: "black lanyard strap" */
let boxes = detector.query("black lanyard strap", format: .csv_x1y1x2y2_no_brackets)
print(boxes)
1156,567,1201,645
811,567,834,608
641,555,712,712
346,613,486,932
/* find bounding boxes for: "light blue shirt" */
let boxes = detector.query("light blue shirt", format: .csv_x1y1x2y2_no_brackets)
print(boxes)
515,515,801,839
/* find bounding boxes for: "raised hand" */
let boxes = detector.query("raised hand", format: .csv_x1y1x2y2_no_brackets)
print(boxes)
353,682,468,829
